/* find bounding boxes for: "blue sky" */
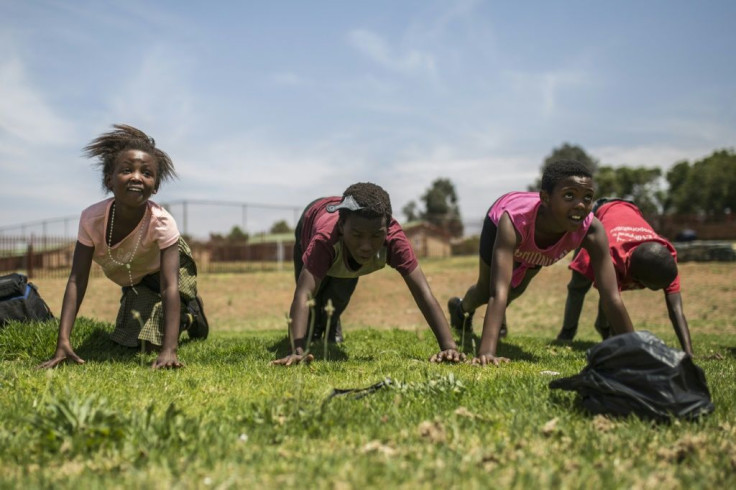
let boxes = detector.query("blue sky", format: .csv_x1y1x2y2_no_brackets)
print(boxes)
1,0,734,238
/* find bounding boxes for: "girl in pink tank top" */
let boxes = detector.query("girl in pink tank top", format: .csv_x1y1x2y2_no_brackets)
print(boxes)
447,160,634,366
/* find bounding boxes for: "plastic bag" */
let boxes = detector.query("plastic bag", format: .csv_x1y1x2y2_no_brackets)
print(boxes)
549,331,714,421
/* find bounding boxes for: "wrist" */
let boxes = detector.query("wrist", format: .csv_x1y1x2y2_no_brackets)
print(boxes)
160,346,177,355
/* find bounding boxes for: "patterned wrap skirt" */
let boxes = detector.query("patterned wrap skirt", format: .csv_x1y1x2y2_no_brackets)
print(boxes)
110,237,198,347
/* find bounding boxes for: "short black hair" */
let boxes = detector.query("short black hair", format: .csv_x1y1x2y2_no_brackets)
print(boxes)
338,182,392,225
84,124,177,192
541,160,594,193
630,242,678,290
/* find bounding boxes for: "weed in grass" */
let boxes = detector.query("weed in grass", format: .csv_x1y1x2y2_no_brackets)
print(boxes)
303,295,316,357
323,299,334,361
30,389,125,455
461,310,469,354
285,313,293,353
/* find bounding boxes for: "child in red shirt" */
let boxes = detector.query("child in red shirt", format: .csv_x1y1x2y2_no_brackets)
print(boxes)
556,198,693,355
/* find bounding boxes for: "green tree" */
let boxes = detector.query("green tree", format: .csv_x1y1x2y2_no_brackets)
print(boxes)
403,178,464,237
667,149,736,216
596,166,663,215
529,142,599,191
663,160,692,213
227,226,249,242
402,201,420,222
269,220,293,234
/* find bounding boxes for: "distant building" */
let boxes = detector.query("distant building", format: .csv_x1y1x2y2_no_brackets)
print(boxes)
402,221,452,258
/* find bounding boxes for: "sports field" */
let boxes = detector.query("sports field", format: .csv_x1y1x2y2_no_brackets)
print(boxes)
1,257,735,488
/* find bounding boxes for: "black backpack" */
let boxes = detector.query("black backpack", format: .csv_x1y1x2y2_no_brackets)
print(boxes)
0,273,54,326
549,331,714,421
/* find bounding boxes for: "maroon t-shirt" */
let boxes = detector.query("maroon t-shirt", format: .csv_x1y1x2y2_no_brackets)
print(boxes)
299,197,419,280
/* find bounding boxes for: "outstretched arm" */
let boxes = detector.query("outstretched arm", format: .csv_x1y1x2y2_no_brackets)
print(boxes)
38,241,93,369
665,291,693,356
152,243,183,369
582,218,633,335
271,268,321,366
475,213,517,366
403,266,464,363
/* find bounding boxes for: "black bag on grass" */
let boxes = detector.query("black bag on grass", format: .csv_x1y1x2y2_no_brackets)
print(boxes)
549,331,714,421
0,273,54,326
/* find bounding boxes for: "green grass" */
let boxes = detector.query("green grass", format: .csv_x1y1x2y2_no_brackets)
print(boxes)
1,318,735,489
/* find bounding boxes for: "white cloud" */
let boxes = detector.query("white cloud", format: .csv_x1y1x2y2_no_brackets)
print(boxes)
271,72,305,86
106,46,195,140
348,29,436,76
503,69,589,117
0,58,75,144
593,144,718,169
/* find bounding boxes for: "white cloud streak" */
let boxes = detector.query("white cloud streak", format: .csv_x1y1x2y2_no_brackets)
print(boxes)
0,58,75,145
348,29,437,76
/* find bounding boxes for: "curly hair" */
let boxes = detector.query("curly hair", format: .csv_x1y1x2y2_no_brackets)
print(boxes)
84,124,177,192
541,159,594,193
338,182,393,225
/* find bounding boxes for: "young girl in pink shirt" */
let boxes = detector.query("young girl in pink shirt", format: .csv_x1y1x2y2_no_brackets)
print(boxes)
448,160,634,366
39,125,208,370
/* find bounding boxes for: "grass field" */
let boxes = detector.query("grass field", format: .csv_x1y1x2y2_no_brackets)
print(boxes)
1,257,735,488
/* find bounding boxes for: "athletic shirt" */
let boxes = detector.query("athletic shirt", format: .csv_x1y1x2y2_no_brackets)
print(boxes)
77,198,180,287
489,192,593,288
569,200,680,293
299,197,418,280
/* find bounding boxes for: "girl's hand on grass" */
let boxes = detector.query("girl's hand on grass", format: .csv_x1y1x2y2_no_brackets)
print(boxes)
152,350,183,370
37,344,85,369
471,353,510,366
271,353,315,366
429,348,466,363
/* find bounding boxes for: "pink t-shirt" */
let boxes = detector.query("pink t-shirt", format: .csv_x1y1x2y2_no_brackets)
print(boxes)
569,200,680,293
299,197,418,280
77,198,180,287
489,192,593,288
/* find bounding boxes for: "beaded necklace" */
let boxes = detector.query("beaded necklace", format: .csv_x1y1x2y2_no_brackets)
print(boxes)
106,201,148,292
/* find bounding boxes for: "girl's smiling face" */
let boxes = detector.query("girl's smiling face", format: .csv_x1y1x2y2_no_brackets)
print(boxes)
105,149,158,208
541,176,595,233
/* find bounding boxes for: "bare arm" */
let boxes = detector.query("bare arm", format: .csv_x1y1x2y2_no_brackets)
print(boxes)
665,291,693,356
152,243,183,369
403,266,464,363
37,241,93,368
475,213,517,365
271,268,321,366
581,218,633,335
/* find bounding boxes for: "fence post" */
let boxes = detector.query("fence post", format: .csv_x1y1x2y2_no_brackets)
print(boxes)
26,235,34,279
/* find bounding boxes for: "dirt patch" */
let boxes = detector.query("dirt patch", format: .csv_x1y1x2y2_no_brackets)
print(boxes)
30,258,736,337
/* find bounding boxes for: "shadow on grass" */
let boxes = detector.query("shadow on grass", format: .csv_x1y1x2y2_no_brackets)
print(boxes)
74,327,207,364
73,326,141,363
549,338,599,352
458,332,539,362
266,335,349,362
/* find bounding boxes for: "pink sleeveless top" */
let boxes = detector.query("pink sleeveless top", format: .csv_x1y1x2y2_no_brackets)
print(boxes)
489,192,593,287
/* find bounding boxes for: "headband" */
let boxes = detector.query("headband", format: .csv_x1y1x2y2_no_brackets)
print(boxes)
326,195,363,213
